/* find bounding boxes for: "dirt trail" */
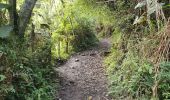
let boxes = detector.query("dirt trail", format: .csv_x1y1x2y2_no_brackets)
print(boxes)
56,39,112,100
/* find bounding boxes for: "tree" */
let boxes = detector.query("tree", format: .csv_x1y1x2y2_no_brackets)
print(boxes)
18,0,37,37
8,0,37,38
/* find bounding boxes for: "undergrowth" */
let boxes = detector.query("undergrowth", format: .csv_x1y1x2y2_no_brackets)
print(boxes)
0,37,58,100
104,0,170,99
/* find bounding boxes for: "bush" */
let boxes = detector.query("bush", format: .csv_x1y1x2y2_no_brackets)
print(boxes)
52,16,99,60
71,18,99,51
0,38,57,100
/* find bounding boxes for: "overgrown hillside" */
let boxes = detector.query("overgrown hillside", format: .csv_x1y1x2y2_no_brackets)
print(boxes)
103,0,170,99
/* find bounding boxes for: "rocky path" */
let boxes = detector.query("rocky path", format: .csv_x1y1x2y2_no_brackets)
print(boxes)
56,39,112,100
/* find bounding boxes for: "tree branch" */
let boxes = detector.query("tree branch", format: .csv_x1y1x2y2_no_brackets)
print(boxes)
96,0,115,4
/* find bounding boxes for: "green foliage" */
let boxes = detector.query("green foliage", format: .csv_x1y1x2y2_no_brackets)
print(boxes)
0,3,9,10
0,0,169,99
0,75,6,82
50,0,100,59
0,37,57,100
158,62,170,99
0,25,13,38
71,18,99,51
104,0,170,99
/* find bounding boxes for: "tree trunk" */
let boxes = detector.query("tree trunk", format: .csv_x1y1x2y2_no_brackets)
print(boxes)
58,41,61,58
8,0,18,34
18,0,37,38
65,37,69,54
31,23,35,52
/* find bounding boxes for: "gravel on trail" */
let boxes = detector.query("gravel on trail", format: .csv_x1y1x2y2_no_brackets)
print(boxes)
56,39,112,100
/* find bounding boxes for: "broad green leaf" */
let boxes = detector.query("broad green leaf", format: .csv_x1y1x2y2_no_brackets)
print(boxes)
149,67,153,74
0,75,6,82
138,67,143,72
0,25,13,38
0,3,10,10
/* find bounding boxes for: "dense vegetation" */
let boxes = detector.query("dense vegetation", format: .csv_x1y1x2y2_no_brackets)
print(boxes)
0,0,170,100
104,0,170,99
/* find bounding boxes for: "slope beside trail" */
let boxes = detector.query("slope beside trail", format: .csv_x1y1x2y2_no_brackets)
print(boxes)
56,39,112,100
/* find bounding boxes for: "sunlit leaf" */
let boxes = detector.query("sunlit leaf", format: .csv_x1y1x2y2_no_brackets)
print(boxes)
0,25,13,38
149,67,153,74
0,51,3,58
133,15,146,25
0,75,6,82
138,67,143,72
135,0,146,9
